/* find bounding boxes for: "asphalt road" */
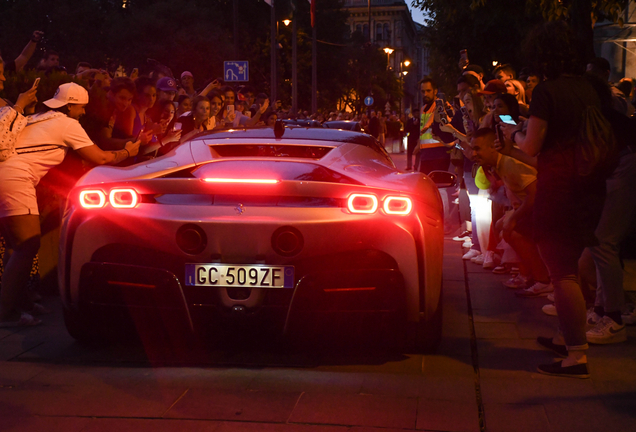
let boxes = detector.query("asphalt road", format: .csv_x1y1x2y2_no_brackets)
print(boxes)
1,150,634,432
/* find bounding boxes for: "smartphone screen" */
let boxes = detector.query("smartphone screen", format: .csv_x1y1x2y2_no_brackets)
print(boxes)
173,122,182,131
499,115,516,125
227,105,235,115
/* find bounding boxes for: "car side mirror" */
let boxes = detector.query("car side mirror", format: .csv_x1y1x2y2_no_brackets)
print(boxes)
428,171,457,188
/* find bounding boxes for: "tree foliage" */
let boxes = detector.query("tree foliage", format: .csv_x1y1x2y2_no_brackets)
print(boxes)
411,0,630,95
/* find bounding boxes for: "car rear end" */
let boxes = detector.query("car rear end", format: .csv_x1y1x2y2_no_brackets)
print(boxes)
59,134,442,344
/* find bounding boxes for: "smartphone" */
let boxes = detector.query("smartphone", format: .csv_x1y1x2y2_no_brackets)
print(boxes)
435,99,448,125
499,114,516,125
173,122,182,131
437,92,446,101
496,124,505,144
227,105,235,115
460,106,469,118
32,77,40,88
460,49,469,66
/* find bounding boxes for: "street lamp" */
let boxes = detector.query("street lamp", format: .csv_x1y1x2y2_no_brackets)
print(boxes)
383,47,394,70
283,19,291,26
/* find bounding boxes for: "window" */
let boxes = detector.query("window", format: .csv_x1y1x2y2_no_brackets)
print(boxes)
396,21,402,40
383,23,391,44
363,24,369,40
376,23,383,41
356,24,362,34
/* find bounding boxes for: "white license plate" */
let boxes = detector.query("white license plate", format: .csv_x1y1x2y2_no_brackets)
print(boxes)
185,264,294,288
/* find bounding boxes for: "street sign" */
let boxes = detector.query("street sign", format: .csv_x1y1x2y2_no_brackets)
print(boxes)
224,61,249,82
364,96,374,106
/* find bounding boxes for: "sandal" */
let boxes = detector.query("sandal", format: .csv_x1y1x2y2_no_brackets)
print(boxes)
0,312,42,328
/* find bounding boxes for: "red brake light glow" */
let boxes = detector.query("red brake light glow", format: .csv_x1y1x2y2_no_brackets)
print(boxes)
383,196,413,215
109,189,139,208
203,178,280,184
347,194,378,214
79,190,106,209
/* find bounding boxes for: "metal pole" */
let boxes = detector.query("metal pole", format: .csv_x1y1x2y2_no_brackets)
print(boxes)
233,0,239,59
292,0,298,116
311,17,317,114
271,0,277,104
368,0,371,43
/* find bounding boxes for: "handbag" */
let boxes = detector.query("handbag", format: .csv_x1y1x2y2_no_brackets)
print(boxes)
0,106,28,162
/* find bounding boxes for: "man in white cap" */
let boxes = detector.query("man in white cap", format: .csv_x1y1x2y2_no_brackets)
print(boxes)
0,82,140,328
180,71,196,99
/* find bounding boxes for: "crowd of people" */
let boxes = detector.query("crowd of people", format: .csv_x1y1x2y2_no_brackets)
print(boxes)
1,23,635,379
404,21,635,379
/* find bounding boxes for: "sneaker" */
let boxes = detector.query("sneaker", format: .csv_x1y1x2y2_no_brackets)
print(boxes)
452,231,472,241
515,281,554,298
492,265,509,274
536,336,567,357
537,360,590,379
472,254,485,265
542,304,557,316
482,251,498,269
462,249,481,260
546,293,555,303
510,266,520,275
503,274,528,289
586,316,627,344
622,304,636,325
462,240,472,248
586,308,602,326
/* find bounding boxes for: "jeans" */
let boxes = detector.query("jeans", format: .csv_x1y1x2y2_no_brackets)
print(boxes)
589,152,636,313
463,170,481,252
538,238,589,350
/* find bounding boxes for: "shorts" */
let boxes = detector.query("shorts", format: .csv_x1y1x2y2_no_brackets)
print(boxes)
0,178,39,218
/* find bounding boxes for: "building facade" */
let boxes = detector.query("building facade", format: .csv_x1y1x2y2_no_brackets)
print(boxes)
342,0,429,111
594,1,636,82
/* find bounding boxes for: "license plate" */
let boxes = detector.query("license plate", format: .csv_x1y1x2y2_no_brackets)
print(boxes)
185,264,294,288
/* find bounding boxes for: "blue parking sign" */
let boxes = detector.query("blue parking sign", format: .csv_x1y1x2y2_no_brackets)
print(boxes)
224,61,249,82
364,96,374,106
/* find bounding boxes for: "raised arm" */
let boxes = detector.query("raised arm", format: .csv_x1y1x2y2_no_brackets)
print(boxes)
13,31,43,72
75,140,140,165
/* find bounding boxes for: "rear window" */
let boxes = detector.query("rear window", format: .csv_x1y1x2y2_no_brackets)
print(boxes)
192,160,362,185
212,144,333,159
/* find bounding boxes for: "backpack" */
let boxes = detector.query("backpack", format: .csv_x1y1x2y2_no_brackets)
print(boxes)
577,105,616,176
0,106,28,162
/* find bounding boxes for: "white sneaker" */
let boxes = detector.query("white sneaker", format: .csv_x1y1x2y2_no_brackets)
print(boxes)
482,251,498,269
622,304,636,325
462,240,472,248
586,316,627,344
546,293,555,303
452,231,472,241
542,304,557,316
472,254,485,265
462,249,481,260
586,308,602,326
515,281,554,298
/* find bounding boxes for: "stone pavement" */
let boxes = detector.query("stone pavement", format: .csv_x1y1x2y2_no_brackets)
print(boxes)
0,149,634,432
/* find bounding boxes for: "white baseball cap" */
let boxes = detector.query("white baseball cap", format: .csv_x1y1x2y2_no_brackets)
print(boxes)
43,83,89,108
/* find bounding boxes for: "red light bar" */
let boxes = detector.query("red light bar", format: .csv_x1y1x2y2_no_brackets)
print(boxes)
203,178,280,184
323,287,376,292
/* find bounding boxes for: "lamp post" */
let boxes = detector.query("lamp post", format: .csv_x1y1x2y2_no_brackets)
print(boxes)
398,59,410,115
383,47,394,71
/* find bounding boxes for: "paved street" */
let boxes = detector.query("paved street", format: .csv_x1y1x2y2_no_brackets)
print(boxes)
0,151,635,432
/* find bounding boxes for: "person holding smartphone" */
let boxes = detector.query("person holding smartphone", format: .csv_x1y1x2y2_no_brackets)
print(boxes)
0,83,140,327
